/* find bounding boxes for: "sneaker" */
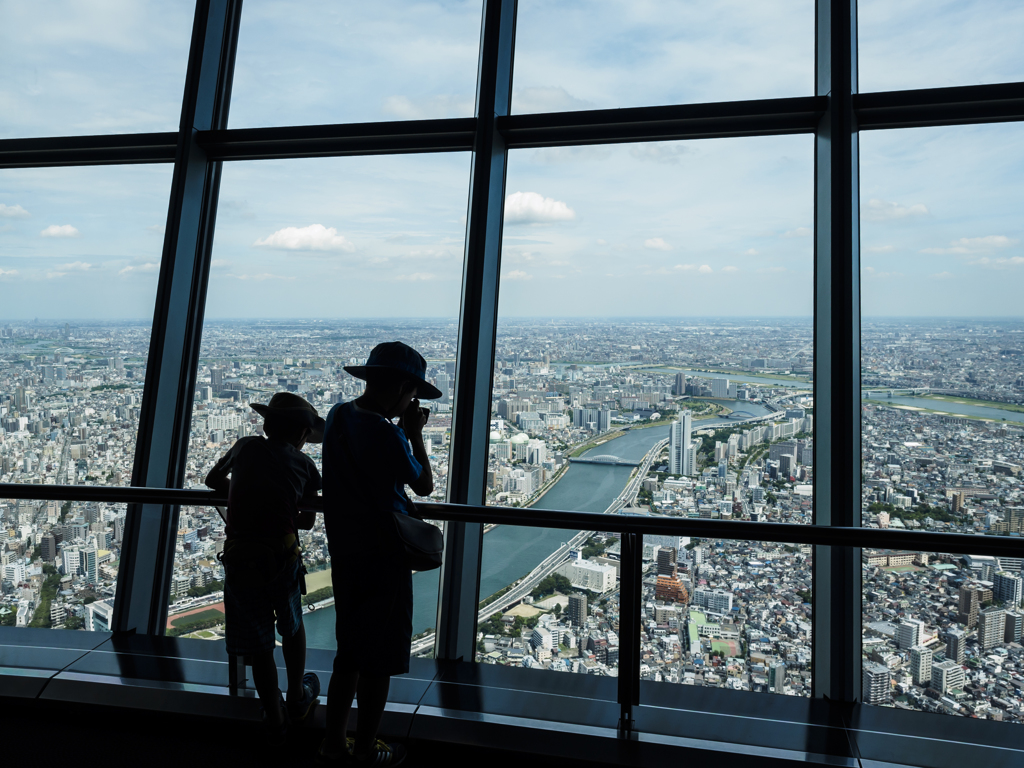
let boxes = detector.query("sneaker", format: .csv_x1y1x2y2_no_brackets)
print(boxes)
288,672,321,722
314,737,353,766
260,694,290,746
352,739,406,766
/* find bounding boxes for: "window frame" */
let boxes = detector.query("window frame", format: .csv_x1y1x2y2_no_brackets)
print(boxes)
1,0,1023,734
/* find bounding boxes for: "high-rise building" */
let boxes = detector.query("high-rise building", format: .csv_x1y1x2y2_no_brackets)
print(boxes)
82,547,99,584
931,660,965,695
40,532,57,563
978,606,1006,650
693,588,733,615
770,662,786,694
993,571,1023,608
567,593,587,630
958,583,991,627
862,662,890,705
946,628,967,664
1005,612,1023,644
908,645,932,686
210,366,224,390
656,547,678,577
655,575,688,603
669,410,693,476
896,618,924,650
672,372,686,396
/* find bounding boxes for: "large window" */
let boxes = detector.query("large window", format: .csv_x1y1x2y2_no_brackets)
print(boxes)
3,0,1023,742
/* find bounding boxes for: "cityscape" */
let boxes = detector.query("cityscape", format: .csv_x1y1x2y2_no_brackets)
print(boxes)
1,317,1022,725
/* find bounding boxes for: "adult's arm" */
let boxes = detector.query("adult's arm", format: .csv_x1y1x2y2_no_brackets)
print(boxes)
402,400,434,498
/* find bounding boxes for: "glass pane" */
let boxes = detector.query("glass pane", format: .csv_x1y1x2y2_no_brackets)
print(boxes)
641,536,812,695
0,2,194,139
0,165,173,487
475,136,815,671
512,0,814,114
230,0,483,128
172,153,472,652
862,547,1022,723
1,497,123,633
860,124,1024,531
859,0,1024,93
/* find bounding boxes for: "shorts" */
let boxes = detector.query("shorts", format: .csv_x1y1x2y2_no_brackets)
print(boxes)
224,557,303,656
332,541,412,677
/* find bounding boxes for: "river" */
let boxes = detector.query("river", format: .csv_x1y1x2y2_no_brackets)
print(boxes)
303,398,772,649
863,393,1024,425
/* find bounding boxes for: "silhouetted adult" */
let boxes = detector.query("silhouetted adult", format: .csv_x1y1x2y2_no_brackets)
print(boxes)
317,342,441,766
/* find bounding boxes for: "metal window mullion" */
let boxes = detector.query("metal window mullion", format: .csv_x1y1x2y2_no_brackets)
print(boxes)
434,0,517,663
812,0,862,703
113,0,241,635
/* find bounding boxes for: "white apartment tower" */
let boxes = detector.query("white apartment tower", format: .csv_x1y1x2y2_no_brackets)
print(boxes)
669,410,695,476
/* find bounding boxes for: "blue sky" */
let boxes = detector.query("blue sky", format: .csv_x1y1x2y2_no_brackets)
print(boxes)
0,0,1022,319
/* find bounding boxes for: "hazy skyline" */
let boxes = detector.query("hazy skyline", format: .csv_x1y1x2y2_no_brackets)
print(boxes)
1,1,1022,319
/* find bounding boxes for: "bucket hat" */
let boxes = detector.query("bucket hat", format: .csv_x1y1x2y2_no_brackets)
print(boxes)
250,392,325,443
344,341,443,400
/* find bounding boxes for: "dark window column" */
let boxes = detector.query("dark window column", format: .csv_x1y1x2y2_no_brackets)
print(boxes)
114,0,241,634
435,0,518,662
812,0,862,702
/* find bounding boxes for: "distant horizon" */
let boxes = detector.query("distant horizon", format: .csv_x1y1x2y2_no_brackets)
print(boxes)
3,315,1024,324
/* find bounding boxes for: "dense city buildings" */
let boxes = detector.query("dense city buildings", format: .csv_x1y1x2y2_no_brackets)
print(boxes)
3,317,1024,724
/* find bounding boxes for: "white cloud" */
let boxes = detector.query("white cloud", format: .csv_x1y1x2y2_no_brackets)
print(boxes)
210,259,231,267
512,86,595,114
863,266,903,279
146,224,165,234
921,235,1019,255
41,224,80,238
866,245,894,253
0,204,30,218
629,143,693,165
382,94,474,120
698,265,713,274
644,237,672,251
395,273,436,281
782,227,812,238
504,191,576,224
504,270,532,281
673,264,697,271
969,255,1024,269
119,262,159,275
743,248,759,255
596,239,607,246
56,261,92,271
722,266,739,273
864,199,929,221
254,224,355,252
0,268,19,276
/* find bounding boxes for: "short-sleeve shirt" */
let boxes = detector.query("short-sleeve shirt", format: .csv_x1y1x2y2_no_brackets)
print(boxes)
213,435,322,539
321,401,422,542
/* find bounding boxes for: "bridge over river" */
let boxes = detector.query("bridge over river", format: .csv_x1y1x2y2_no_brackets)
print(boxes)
569,454,641,467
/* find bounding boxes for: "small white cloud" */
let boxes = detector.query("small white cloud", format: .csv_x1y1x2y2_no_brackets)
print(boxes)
382,94,474,119
0,204,30,218
630,143,693,165
254,224,355,252
722,266,739,273
864,199,929,221
969,255,1024,269
866,245,894,253
698,265,713,274
504,270,532,281
921,235,1019,255
119,262,159,275
504,191,576,225
644,237,672,251
146,224,165,234
41,224,80,238
782,227,812,238
743,248,759,255
395,272,436,281
56,261,92,271
210,259,231,267
0,267,19,276
596,239,607,246
673,264,697,271
513,86,595,113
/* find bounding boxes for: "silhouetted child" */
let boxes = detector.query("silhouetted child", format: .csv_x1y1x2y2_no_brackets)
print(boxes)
205,392,324,744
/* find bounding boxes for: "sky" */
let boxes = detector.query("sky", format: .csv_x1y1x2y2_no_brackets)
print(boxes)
0,0,1022,319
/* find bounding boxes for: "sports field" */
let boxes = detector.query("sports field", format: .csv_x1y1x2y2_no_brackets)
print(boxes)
711,640,740,656
171,608,225,628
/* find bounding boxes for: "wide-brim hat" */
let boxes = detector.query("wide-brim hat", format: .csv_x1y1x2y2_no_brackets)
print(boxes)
344,341,443,400
250,392,325,443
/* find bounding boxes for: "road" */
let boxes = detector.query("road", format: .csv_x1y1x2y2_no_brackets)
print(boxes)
411,436,669,656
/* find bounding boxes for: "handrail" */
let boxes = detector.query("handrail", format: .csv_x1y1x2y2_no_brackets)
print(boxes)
2,482,1021,557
